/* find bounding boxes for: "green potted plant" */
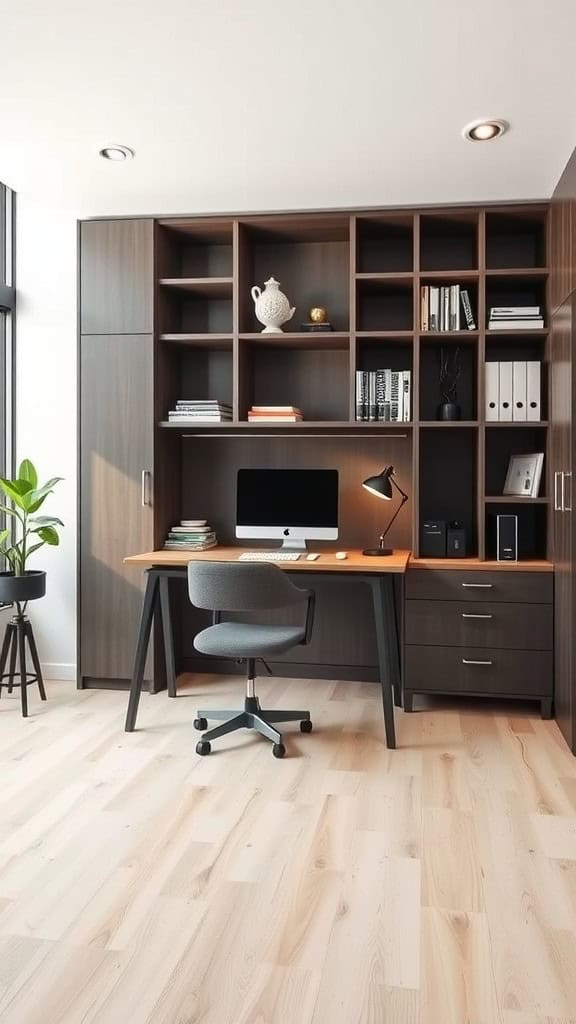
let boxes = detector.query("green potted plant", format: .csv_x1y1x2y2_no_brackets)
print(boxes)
0,459,63,605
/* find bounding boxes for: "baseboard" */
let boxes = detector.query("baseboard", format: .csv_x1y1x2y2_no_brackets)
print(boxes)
41,662,77,682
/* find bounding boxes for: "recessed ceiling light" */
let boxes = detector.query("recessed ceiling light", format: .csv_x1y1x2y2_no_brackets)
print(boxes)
99,145,134,161
463,119,508,142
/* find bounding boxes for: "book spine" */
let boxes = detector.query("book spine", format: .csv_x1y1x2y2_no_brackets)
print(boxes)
376,369,386,421
355,370,364,421
368,371,377,421
389,371,400,421
402,370,411,421
429,287,438,331
460,290,476,330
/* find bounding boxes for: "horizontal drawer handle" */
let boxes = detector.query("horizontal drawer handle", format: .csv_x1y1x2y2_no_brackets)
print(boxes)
462,582,493,589
462,658,493,666
462,613,493,619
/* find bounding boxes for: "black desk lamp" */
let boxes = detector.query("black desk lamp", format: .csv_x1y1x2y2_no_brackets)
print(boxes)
362,465,409,556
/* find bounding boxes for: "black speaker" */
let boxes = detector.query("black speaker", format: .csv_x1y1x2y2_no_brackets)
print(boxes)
496,514,518,561
447,521,466,557
421,520,446,557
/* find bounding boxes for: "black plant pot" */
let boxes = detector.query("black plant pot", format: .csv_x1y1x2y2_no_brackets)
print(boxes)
438,402,461,421
0,571,46,604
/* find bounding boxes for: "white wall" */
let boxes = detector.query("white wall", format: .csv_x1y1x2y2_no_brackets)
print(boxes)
15,198,77,679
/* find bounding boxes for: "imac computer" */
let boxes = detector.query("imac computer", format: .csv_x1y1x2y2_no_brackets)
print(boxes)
236,468,339,553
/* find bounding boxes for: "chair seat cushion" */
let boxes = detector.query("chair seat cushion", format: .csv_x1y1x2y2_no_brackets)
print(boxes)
193,622,305,658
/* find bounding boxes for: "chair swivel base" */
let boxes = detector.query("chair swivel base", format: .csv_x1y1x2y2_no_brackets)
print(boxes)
194,696,312,758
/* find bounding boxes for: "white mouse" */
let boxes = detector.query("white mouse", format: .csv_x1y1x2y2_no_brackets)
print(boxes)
335,551,348,560
306,552,320,561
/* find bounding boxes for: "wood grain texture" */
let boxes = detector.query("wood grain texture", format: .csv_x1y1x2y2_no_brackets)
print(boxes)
80,335,154,684
0,678,574,1022
123,547,410,573
550,299,574,752
80,220,153,334
550,146,576,313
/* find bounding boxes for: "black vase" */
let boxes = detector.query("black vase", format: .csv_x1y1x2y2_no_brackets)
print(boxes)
438,402,461,421
0,571,46,604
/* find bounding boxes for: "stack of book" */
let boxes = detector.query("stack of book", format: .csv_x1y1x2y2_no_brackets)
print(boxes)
420,285,476,331
164,520,217,552
247,405,303,423
355,370,411,422
168,400,232,423
488,306,544,330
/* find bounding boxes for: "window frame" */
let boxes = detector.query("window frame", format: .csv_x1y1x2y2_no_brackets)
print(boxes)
0,181,15,483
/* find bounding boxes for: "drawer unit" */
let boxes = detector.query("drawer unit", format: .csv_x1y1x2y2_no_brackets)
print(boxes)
404,567,553,718
404,647,552,701
405,600,552,651
406,570,553,604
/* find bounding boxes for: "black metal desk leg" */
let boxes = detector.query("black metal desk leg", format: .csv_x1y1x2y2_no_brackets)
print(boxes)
370,577,398,749
159,575,177,698
125,573,159,732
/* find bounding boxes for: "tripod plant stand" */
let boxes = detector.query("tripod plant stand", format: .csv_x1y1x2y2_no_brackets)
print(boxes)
0,602,47,717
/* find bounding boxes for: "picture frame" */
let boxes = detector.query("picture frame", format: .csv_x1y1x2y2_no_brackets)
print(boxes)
503,452,544,498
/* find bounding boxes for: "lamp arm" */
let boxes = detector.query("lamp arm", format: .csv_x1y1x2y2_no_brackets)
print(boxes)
378,475,409,548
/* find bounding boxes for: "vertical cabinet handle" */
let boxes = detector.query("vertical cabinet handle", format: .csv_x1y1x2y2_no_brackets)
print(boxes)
141,470,152,507
565,471,572,512
553,468,561,509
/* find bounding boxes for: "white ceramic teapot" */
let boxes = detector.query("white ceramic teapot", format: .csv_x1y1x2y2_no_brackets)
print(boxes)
251,277,295,333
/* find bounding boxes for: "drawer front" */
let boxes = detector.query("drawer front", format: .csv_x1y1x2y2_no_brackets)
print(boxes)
405,645,552,696
406,570,553,604
405,600,553,651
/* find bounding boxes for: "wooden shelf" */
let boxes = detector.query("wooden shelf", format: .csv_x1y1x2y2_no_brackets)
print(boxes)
355,330,413,340
355,272,414,282
160,333,233,347
419,270,479,281
239,332,350,350
486,328,548,337
419,331,478,341
419,420,478,428
159,277,233,297
485,268,549,278
484,495,549,504
485,421,548,428
159,420,413,433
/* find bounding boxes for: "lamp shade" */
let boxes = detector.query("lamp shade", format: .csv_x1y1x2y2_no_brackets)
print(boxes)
362,466,394,501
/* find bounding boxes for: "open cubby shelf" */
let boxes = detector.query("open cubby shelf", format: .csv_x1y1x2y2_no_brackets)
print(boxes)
154,204,550,560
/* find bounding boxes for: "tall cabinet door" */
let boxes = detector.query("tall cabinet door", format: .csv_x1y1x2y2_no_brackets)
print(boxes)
550,298,574,750
80,335,154,685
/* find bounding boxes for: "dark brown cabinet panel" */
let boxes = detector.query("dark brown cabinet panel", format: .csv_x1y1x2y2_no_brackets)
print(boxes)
80,220,153,334
80,335,154,684
550,148,576,313
405,599,552,651
405,646,552,698
550,299,574,749
406,569,552,604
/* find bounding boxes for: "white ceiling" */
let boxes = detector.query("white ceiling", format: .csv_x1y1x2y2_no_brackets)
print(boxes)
1,0,576,218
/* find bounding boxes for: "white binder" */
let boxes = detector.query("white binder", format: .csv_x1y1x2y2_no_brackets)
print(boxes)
526,361,541,421
485,362,499,421
512,361,527,421
498,362,513,421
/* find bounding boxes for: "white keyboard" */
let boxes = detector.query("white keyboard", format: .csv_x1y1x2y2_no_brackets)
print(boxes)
238,551,301,562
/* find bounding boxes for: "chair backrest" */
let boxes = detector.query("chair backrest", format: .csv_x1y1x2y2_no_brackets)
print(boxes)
187,561,310,613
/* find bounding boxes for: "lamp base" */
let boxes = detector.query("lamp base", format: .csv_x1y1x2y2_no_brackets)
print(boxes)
362,547,393,556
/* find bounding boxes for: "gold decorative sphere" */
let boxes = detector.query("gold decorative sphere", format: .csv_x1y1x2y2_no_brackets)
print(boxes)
309,306,328,324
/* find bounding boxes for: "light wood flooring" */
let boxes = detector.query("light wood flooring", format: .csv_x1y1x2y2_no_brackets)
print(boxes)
0,675,574,1023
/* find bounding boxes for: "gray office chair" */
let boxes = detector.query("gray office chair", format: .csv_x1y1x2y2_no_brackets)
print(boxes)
188,561,316,758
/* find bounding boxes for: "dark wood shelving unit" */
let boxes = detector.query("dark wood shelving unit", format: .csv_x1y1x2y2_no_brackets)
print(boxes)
78,199,560,709
150,204,550,562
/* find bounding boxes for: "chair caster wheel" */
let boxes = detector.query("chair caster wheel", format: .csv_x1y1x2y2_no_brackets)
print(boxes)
272,743,286,759
300,719,313,733
196,740,211,756
194,717,208,731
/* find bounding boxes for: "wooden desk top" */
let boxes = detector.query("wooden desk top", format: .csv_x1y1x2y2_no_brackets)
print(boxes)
408,556,554,573
124,548,411,574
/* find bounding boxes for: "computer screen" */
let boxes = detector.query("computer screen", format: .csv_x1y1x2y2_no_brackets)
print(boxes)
236,468,339,548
